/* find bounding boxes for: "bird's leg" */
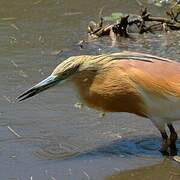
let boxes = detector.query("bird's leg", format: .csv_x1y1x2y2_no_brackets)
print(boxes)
167,123,178,156
160,130,169,156
151,119,169,155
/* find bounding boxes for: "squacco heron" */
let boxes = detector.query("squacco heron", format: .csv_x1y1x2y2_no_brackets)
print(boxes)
18,51,180,155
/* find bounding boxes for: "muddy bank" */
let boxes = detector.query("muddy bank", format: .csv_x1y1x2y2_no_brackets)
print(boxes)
107,159,180,180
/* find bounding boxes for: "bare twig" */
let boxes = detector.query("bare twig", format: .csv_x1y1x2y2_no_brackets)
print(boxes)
98,6,106,19
11,60,19,68
82,170,90,180
11,23,20,31
7,126,22,138
88,7,180,38
3,95,12,103
50,176,57,180
136,0,143,7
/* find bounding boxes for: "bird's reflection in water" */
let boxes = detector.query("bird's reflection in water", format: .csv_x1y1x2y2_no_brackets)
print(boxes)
35,136,180,160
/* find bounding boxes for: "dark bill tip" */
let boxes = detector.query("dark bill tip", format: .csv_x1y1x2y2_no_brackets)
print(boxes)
17,75,58,101
17,88,39,101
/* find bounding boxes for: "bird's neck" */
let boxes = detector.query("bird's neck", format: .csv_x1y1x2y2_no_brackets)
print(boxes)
72,70,96,97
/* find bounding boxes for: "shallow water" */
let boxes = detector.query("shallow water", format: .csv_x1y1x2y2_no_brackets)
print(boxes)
0,0,180,179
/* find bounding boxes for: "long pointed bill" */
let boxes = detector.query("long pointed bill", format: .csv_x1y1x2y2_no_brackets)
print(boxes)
18,75,59,101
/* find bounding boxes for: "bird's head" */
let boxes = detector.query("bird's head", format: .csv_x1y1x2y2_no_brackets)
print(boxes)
17,55,86,101
17,54,113,101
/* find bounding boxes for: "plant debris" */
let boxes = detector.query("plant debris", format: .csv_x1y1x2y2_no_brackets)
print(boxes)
88,5,180,40
7,126,22,138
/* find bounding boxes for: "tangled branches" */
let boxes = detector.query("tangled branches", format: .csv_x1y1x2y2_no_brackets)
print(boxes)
88,7,180,39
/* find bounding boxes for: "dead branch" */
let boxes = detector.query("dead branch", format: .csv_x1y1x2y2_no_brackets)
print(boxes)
88,7,180,39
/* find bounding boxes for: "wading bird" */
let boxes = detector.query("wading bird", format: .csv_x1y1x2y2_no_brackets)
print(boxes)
18,51,180,155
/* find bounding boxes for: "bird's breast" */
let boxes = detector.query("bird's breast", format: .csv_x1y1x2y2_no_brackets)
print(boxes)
72,70,148,117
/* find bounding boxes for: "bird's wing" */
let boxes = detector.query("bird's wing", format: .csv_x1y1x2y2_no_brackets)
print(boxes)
122,61,180,120
110,51,173,63
125,61,180,99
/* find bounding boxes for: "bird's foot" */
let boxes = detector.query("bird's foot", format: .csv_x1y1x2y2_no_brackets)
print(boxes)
169,132,178,156
170,132,178,144
159,148,169,156
159,138,178,156
159,140,169,156
169,144,177,156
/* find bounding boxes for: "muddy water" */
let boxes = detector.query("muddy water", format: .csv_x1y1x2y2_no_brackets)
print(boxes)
0,0,180,179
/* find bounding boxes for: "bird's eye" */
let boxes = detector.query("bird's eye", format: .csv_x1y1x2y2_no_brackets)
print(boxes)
62,71,69,76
